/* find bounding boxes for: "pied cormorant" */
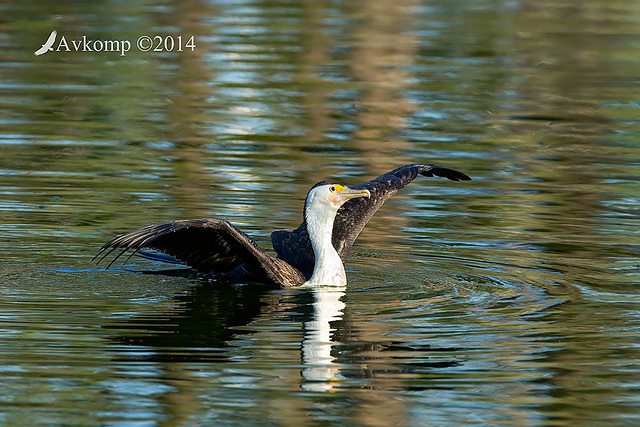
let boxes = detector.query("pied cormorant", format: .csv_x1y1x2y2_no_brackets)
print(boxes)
94,163,471,286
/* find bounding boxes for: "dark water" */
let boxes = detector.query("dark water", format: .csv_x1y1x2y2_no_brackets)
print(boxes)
2,0,640,425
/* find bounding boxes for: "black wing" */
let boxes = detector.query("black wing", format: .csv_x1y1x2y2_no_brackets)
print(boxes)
271,164,470,274
95,218,306,287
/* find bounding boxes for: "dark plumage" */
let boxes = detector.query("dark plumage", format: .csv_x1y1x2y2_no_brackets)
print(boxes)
94,163,471,286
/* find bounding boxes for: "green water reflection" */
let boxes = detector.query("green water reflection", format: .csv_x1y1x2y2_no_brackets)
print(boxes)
1,0,640,425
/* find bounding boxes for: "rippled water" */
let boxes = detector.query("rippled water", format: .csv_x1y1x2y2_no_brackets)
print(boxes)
2,0,640,425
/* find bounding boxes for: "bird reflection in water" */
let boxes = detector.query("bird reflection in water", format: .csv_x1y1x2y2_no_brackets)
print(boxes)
300,286,346,391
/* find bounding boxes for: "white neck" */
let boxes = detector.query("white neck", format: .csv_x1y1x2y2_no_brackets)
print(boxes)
304,204,346,286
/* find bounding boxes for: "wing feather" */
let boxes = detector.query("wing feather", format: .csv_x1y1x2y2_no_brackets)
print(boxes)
271,163,470,272
95,218,305,286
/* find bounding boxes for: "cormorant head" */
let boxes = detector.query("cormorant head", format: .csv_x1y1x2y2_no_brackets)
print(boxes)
304,181,370,220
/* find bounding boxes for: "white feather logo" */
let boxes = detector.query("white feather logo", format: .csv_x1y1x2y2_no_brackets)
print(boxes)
34,30,57,56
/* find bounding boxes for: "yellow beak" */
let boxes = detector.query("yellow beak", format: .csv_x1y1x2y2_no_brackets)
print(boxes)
330,187,370,207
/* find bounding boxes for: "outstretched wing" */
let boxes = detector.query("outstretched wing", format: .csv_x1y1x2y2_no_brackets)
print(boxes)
332,163,470,256
271,164,470,274
95,218,305,286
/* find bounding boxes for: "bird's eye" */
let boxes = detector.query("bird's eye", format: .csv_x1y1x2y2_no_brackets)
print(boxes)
329,186,336,192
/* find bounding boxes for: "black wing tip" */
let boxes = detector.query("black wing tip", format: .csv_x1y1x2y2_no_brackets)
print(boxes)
417,164,471,181
92,227,159,269
93,244,139,270
443,169,472,181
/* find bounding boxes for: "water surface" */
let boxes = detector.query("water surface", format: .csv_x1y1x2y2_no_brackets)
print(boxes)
1,0,640,425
